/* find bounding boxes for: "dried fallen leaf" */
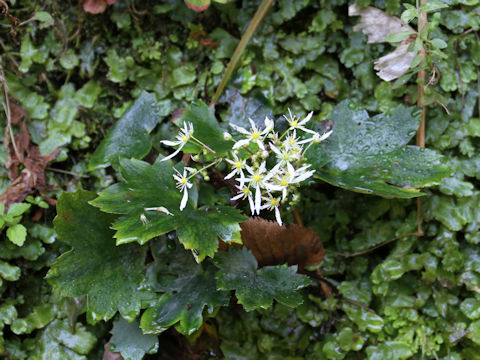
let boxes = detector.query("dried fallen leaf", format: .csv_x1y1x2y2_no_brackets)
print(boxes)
240,217,324,269
102,342,123,360
0,97,58,208
349,5,416,81
83,0,117,14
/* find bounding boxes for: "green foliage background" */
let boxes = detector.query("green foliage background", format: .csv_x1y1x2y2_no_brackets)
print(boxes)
0,0,479,358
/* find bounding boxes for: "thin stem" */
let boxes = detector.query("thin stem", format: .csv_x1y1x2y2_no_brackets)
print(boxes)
292,208,303,227
186,158,222,181
416,0,427,237
0,56,22,162
209,0,275,106
191,135,217,155
335,232,420,258
46,167,89,178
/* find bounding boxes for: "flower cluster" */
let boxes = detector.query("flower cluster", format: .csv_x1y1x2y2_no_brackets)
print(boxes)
225,112,331,225
158,110,332,226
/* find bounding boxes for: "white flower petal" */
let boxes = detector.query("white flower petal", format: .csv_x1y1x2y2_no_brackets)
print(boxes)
256,139,265,150
231,193,244,201
224,169,237,180
299,126,318,135
319,130,333,141
232,138,251,149
255,185,261,214
248,118,256,130
300,111,313,125
161,140,181,146
180,188,189,210
293,170,315,183
248,195,255,215
161,147,183,161
230,123,250,135
275,207,282,226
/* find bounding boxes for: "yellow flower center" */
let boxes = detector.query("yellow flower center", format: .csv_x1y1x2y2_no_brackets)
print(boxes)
271,198,277,205
181,135,188,142
280,179,288,186
242,188,250,195
289,139,295,145
251,132,260,139
253,174,261,182
181,178,187,184
282,154,289,160
235,161,243,168
291,120,298,127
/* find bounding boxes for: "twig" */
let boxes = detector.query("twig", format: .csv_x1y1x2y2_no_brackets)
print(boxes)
0,56,22,162
336,232,419,258
46,167,89,178
210,0,275,106
416,0,427,237
292,208,304,227
342,297,377,314
69,0,83,41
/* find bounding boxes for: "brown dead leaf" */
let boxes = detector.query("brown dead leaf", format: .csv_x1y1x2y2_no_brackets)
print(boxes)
0,97,58,208
240,217,324,270
349,5,416,81
83,0,117,14
102,342,123,360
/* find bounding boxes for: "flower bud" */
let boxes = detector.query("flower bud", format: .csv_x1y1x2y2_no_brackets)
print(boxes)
223,132,233,140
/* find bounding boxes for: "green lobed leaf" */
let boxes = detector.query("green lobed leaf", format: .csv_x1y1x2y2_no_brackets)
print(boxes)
7,203,31,217
89,92,163,171
6,224,27,247
28,319,97,359
110,317,159,360
213,248,312,311
90,158,245,262
140,241,229,335
307,101,451,198
46,190,148,322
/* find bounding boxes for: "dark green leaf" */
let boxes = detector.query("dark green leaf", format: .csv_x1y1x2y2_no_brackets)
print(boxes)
89,92,162,171
110,318,159,360
90,158,245,261
178,100,233,155
46,190,148,322
214,248,312,311
140,242,229,335
307,101,451,198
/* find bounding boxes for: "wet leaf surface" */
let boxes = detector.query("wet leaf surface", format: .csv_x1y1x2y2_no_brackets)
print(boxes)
214,248,312,311
141,241,229,335
91,158,245,262
46,190,148,321
89,92,163,171
110,317,158,360
307,101,451,197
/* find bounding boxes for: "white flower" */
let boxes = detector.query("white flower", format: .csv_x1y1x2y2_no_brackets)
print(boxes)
313,130,333,142
291,164,315,184
243,162,282,214
230,118,271,150
231,185,255,215
270,143,301,165
173,168,193,211
285,109,317,135
160,122,194,161
224,153,246,186
261,195,283,225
